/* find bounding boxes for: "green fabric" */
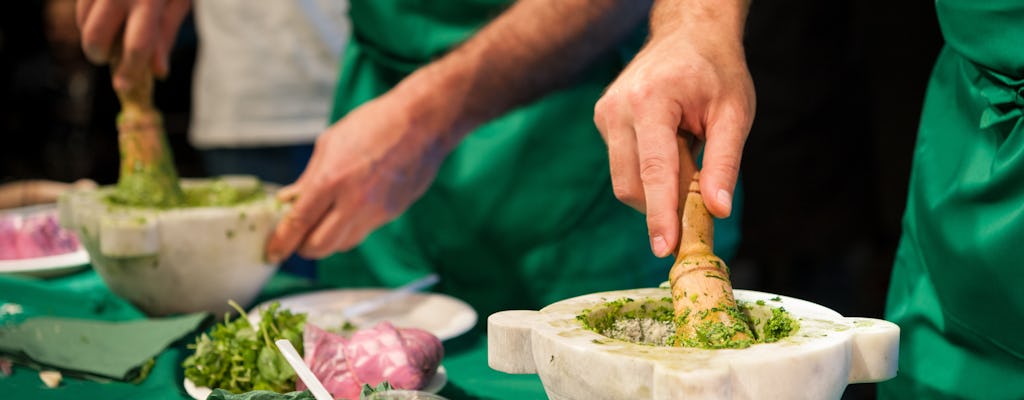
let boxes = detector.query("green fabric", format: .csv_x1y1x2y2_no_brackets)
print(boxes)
934,0,1024,77
0,313,206,381
879,1,1024,396
319,0,741,324
0,270,196,400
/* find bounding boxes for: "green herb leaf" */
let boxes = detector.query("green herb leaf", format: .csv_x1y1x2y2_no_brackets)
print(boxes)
182,301,306,394
360,382,395,399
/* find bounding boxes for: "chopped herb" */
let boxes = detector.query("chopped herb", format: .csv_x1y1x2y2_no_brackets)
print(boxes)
182,301,306,394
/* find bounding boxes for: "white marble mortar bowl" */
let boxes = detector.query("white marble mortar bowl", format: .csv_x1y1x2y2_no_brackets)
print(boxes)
488,288,899,400
58,176,284,316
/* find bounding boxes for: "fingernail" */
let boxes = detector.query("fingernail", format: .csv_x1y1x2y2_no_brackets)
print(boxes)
716,189,732,216
651,235,669,257
84,45,106,63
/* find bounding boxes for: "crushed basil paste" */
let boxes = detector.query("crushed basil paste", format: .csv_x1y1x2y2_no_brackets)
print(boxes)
107,178,265,208
577,297,799,349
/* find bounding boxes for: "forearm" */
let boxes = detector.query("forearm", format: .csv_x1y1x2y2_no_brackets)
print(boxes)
0,181,70,209
650,0,749,42
392,0,651,149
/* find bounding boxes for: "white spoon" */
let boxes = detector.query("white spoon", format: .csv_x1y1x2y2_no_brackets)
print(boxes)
342,273,440,320
275,339,333,400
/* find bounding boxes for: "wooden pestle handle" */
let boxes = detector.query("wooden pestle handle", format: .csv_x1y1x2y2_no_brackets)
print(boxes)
110,50,156,113
669,162,749,345
109,46,184,207
110,51,165,168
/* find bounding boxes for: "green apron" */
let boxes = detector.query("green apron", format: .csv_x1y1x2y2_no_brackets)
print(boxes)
316,1,741,319
880,1,1024,398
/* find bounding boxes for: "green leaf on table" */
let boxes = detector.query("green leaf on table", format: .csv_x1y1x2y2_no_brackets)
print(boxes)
0,312,207,382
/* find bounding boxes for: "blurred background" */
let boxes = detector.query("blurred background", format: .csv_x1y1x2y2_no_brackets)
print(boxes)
0,1,942,398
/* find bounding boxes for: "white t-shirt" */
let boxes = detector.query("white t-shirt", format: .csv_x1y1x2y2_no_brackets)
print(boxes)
189,0,350,149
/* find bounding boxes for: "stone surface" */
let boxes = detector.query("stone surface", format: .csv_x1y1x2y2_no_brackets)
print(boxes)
489,288,899,400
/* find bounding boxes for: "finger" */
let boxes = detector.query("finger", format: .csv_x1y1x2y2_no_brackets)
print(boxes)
152,0,191,78
296,207,355,259
296,198,381,259
265,181,334,264
80,0,126,64
596,96,645,213
76,0,96,31
332,214,379,252
634,99,683,258
700,101,752,218
114,1,162,91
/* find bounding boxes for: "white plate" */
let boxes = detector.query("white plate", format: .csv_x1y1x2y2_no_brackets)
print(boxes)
0,248,89,278
250,289,478,342
184,365,448,400
0,204,89,278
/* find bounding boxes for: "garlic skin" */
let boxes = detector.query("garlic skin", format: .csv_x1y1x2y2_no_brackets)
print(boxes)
39,370,62,388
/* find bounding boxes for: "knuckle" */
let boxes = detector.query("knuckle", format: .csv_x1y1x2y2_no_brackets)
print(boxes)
593,96,613,123
624,82,655,108
310,171,344,192
123,43,148,61
709,155,742,178
638,156,671,184
645,206,675,224
282,211,315,231
611,180,642,207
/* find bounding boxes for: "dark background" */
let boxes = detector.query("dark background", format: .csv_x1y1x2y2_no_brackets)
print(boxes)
0,1,943,399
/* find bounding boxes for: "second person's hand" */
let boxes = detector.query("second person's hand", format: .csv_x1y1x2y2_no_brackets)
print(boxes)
264,92,452,264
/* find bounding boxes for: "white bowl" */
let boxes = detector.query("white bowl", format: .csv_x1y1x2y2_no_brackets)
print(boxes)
58,176,283,316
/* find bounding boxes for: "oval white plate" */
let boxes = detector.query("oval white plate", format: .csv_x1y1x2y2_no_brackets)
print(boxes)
0,248,89,278
250,289,478,342
0,204,89,278
184,365,448,400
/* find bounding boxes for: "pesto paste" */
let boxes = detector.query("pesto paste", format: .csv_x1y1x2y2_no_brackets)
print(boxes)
577,297,799,349
107,178,265,208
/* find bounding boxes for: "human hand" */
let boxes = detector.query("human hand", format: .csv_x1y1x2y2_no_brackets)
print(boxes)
0,179,97,209
264,93,452,263
593,20,755,258
77,0,191,91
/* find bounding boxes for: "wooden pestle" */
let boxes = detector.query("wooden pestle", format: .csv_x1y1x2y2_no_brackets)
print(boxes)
110,54,184,207
668,171,751,347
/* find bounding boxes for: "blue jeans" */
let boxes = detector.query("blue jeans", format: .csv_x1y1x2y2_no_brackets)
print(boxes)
200,145,316,279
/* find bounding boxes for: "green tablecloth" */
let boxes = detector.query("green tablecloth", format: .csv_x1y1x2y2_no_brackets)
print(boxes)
0,268,547,400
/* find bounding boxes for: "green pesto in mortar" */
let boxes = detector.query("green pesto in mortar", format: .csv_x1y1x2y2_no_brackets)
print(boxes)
107,178,265,208
577,297,799,349
113,112,186,208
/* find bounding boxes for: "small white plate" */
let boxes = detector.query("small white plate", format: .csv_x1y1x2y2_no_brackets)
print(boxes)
0,248,89,278
184,365,448,400
0,204,89,278
250,289,478,342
